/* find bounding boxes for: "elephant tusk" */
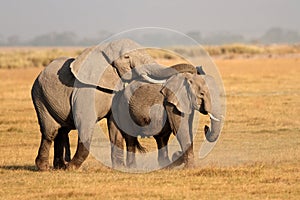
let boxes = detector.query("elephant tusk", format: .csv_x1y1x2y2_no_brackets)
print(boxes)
141,74,167,84
208,113,220,122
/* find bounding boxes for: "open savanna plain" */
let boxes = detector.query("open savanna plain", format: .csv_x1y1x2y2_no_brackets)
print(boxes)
0,46,299,199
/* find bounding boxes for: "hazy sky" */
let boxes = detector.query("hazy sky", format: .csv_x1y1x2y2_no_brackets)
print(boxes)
0,0,299,40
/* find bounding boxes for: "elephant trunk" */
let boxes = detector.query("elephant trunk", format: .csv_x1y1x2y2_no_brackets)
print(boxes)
203,75,223,142
123,63,198,84
135,63,197,84
204,114,222,142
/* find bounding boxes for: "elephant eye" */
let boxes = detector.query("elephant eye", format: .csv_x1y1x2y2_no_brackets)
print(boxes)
198,92,204,97
124,54,130,59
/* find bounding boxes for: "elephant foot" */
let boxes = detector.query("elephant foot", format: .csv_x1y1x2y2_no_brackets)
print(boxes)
165,151,184,168
112,163,125,170
125,152,137,169
35,157,49,171
112,159,125,169
111,162,126,171
66,156,85,170
53,158,67,170
126,161,137,169
170,149,195,169
158,157,171,168
126,158,137,169
66,161,81,170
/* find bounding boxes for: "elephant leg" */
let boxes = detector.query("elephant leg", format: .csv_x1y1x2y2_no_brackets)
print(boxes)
166,104,194,168
154,130,172,167
35,136,53,171
174,113,195,168
183,143,194,168
124,134,137,168
108,116,125,168
67,136,90,170
184,112,195,168
64,132,71,162
53,127,71,170
33,99,60,171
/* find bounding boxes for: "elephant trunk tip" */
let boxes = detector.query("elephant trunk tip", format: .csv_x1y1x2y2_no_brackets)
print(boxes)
204,125,219,143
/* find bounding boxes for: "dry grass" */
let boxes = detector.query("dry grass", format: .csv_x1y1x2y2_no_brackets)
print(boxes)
0,47,82,69
1,44,300,69
171,44,300,59
0,49,300,199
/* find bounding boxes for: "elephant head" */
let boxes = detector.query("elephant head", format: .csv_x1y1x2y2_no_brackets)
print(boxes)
70,38,166,90
161,72,221,142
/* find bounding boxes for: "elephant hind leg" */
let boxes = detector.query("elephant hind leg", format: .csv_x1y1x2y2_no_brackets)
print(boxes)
33,99,60,171
35,124,60,171
64,133,71,162
35,136,52,171
154,130,172,167
53,127,71,170
124,134,137,168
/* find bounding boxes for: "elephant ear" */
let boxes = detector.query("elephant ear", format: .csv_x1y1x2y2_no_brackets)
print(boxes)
161,74,193,114
70,39,141,89
102,38,142,64
70,45,111,86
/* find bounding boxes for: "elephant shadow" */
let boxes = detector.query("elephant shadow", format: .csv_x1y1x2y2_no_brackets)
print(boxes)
0,165,38,172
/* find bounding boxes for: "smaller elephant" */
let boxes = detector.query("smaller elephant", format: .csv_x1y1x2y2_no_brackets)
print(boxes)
109,64,222,168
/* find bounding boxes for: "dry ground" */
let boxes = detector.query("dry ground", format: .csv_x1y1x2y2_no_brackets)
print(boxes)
0,54,300,199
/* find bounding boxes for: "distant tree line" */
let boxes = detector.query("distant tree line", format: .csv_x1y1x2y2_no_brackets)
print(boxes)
1,27,300,46
187,27,300,45
0,31,113,46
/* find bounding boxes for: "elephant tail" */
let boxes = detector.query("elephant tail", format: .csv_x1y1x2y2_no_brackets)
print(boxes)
134,138,147,153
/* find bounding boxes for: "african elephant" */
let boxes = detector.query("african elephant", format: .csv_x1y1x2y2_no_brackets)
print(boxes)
109,64,222,168
31,39,179,171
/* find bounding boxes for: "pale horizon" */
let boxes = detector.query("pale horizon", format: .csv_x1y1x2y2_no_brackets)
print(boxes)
0,0,299,44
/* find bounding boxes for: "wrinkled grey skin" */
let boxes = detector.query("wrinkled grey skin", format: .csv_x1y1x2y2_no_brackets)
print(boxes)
31,39,176,171
109,65,222,169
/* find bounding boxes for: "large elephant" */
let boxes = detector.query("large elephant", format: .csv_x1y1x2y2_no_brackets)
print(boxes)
109,64,222,168
31,39,179,171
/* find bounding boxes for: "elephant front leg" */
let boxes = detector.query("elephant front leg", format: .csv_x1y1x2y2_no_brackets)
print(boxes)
154,131,171,167
175,115,195,168
108,116,125,168
124,134,137,168
53,128,71,170
64,134,71,162
182,143,194,168
67,137,90,170
172,134,194,168
53,134,65,169
35,136,52,171
166,105,194,168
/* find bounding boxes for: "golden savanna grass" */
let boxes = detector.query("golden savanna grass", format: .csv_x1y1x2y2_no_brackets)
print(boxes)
1,44,300,68
0,46,300,199
0,47,82,69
